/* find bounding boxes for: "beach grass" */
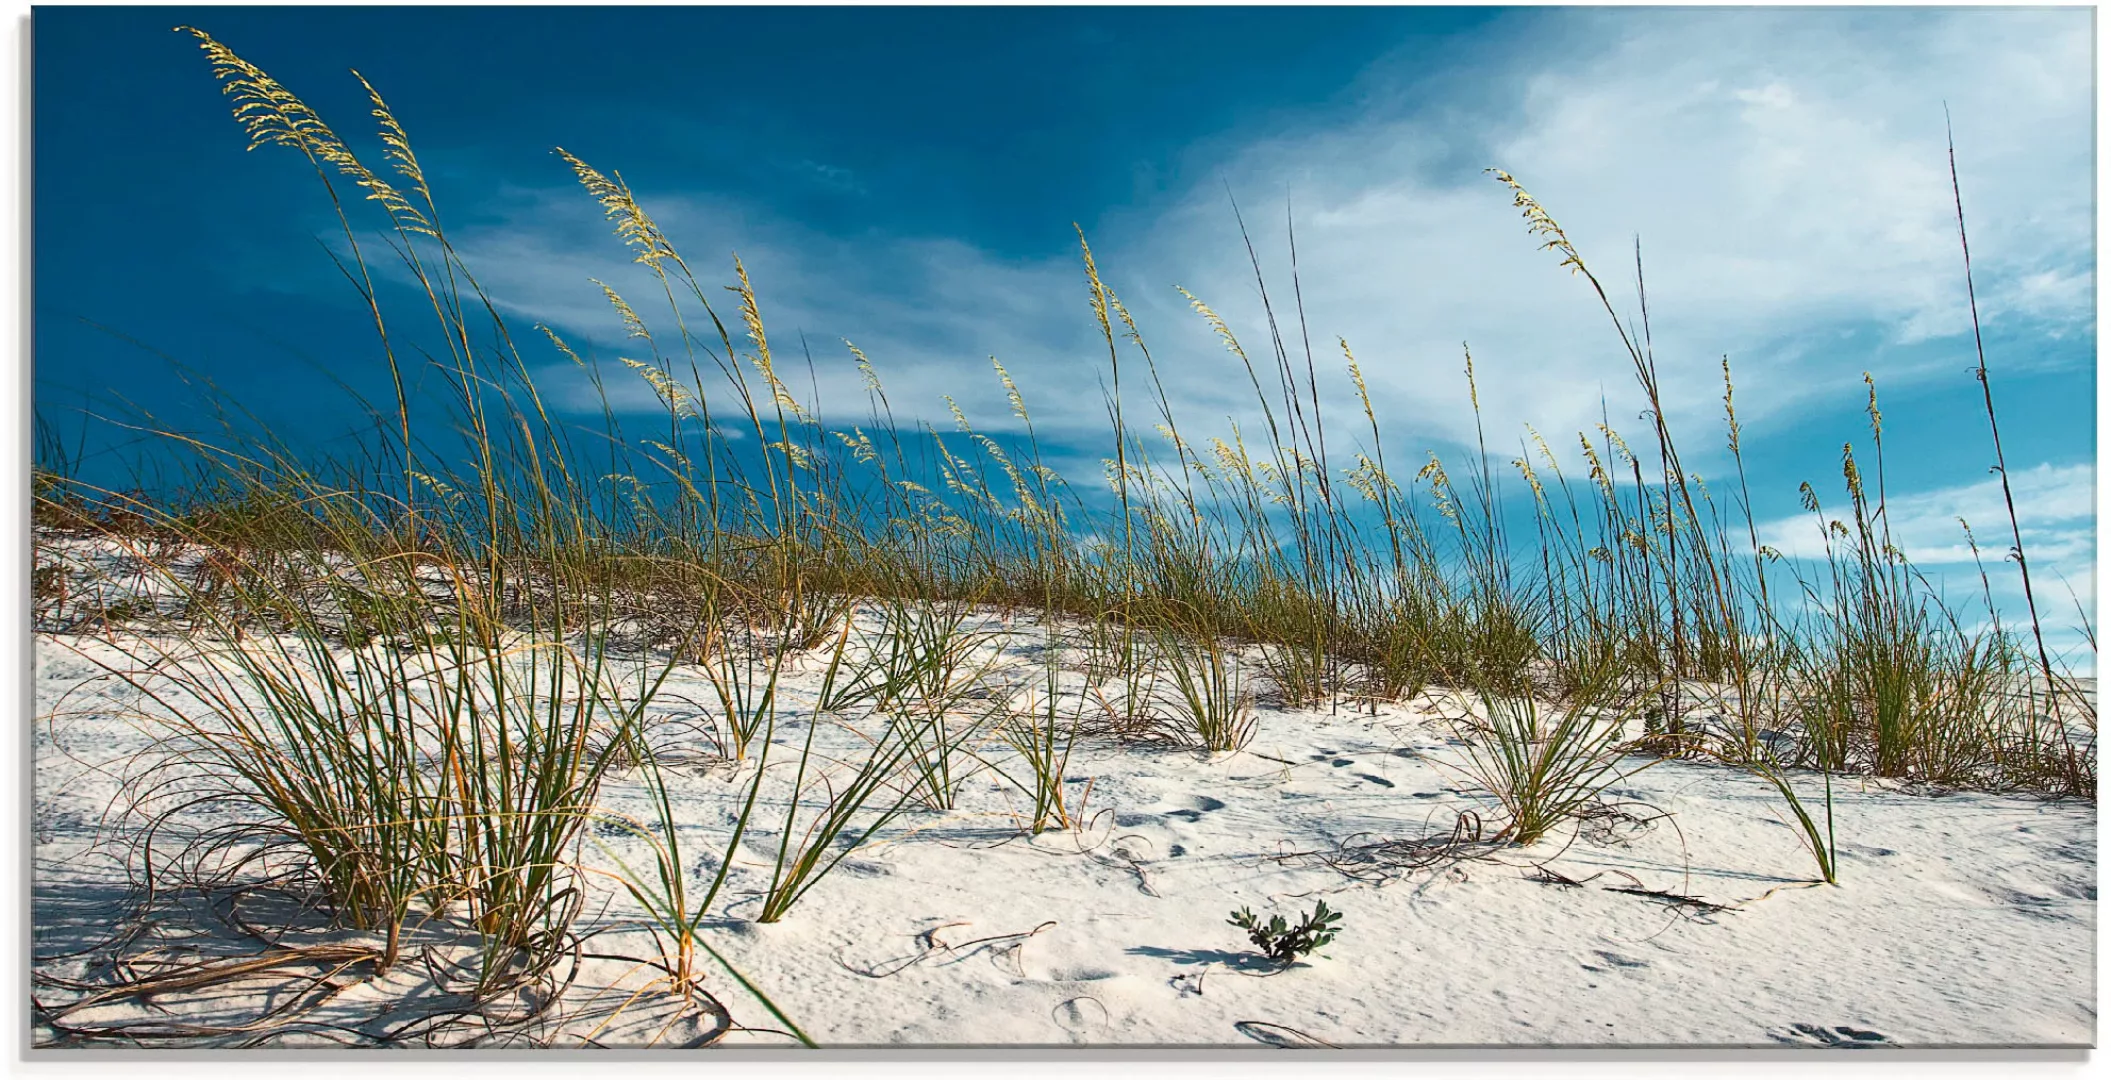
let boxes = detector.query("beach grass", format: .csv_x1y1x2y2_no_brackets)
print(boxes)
27,27,2096,1042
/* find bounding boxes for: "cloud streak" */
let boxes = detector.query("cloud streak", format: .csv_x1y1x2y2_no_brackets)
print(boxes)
1137,7,2092,450
1758,460,2095,610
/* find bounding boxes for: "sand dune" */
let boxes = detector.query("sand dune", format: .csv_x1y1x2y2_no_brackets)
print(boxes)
31,589,2094,1048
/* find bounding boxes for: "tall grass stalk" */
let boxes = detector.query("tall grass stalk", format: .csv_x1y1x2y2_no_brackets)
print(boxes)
993,660,1083,833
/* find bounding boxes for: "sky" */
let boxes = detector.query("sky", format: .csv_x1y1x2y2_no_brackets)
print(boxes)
32,5,2098,656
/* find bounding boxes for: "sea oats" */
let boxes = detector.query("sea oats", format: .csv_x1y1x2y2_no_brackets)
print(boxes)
180,29,433,235
556,148,680,272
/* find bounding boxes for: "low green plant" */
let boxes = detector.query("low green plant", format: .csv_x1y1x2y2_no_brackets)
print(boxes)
1228,900,1342,965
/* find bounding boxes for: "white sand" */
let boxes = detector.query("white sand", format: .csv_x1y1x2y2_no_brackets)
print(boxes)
30,577,2095,1049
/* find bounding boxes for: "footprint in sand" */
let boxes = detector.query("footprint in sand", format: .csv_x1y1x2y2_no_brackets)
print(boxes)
1771,1023,1892,1048
1114,796,1225,829
1042,966,1118,983
1161,795,1225,823
1837,842,1897,858
1579,950,1650,973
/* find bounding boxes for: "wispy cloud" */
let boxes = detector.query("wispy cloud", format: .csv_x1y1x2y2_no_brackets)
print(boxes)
1759,461,2093,563
793,159,863,194
1136,7,2092,450
1756,461,2096,647
435,182,1104,435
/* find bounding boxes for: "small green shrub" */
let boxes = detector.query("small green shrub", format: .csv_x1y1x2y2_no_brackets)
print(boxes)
1228,900,1342,965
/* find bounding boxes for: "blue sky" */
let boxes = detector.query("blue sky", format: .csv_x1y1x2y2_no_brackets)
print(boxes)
33,5,2097,653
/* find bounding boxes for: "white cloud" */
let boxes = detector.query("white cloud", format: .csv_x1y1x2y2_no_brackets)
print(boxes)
1129,7,2093,454
425,185,1101,436
410,8,2090,478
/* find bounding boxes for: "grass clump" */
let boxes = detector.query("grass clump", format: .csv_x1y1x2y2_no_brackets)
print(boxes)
1151,624,1257,752
1449,668,1651,847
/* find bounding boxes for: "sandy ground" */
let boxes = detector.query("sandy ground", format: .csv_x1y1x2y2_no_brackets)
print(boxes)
27,568,2097,1049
